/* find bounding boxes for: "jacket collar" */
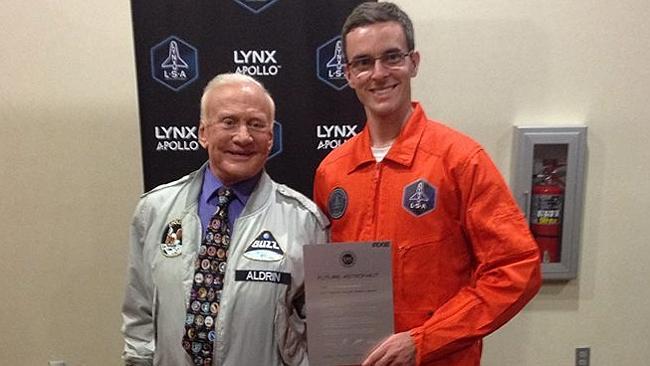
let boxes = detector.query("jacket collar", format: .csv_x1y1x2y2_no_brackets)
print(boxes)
348,102,427,173
184,162,273,216
184,163,207,212
239,170,273,218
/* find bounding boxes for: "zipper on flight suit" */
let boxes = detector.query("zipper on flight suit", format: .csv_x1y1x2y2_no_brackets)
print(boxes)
371,162,384,239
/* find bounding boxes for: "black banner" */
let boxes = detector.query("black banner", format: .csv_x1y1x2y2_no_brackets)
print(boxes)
131,0,373,196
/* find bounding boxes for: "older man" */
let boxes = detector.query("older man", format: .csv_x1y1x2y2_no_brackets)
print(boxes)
122,73,328,366
313,2,541,366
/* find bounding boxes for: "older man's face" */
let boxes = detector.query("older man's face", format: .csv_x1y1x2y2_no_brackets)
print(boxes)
199,82,273,186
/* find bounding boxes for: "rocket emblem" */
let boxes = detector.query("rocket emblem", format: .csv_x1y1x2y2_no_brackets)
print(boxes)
326,40,345,80
150,35,199,91
403,179,437,217
316,36,349,90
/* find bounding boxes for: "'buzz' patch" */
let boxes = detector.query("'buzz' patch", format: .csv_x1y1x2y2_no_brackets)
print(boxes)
243,231,285,261
402,179,437,217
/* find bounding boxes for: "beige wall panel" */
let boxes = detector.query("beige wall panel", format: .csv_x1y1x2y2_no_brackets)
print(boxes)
1,0,649,365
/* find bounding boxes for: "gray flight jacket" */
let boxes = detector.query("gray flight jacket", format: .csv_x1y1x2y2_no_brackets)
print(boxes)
121,164,329,365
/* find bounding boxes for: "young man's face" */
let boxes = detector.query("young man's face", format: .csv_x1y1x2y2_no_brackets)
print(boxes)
199,82,274,186
344,21,420,123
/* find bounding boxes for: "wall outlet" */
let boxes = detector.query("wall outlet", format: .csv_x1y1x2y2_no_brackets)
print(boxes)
49,361,66,366
576,347,590,366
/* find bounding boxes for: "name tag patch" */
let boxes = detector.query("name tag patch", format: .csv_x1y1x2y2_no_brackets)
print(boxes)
235,270,291,285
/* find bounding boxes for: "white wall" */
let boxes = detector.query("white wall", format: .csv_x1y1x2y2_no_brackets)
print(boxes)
399,0,650,365
0,1,140,365
1,0,649,365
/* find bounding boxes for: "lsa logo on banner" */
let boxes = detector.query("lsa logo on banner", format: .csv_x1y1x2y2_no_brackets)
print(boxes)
316,36,348,91
150,36,199,91
233,0,278,14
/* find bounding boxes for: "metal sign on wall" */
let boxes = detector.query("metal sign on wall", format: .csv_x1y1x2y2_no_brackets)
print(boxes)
131,0,372,196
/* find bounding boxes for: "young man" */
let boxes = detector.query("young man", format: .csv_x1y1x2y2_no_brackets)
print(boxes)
122,73,328,366
313,3,541,365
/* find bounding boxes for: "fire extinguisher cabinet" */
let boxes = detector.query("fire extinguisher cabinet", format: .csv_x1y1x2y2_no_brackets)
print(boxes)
512,126,587,280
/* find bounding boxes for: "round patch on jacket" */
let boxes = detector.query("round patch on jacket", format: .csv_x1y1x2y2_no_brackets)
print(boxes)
328,187,348,219
402,179,437,217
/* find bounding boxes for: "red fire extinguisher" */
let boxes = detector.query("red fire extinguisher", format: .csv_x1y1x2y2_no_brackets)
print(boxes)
530,159,565,263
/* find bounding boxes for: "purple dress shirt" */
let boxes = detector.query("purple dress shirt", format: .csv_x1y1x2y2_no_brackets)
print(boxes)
198,167,260,239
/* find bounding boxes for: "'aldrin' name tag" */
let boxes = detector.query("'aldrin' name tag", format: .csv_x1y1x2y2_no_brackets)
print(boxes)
234,270,291,285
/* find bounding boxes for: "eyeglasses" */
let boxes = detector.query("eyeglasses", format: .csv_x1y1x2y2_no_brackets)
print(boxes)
346,50,413,77
204,118,271,134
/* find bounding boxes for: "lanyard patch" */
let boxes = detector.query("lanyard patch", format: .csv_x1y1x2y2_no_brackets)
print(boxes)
235,270,291,285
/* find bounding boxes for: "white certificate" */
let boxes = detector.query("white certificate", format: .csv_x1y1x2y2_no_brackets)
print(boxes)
303,241,394,366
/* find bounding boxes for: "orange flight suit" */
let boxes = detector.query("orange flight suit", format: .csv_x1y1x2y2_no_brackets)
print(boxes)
313,103,541,366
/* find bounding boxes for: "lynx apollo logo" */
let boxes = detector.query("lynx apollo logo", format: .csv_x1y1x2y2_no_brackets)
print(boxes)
316,123,359,150
233,49,282,77
154,121,281,154
150,36,198,91
154,124,199,151
233,0,279,14
316,36,348,90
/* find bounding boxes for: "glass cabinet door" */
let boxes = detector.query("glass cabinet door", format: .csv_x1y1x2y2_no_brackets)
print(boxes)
512,126,587,280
